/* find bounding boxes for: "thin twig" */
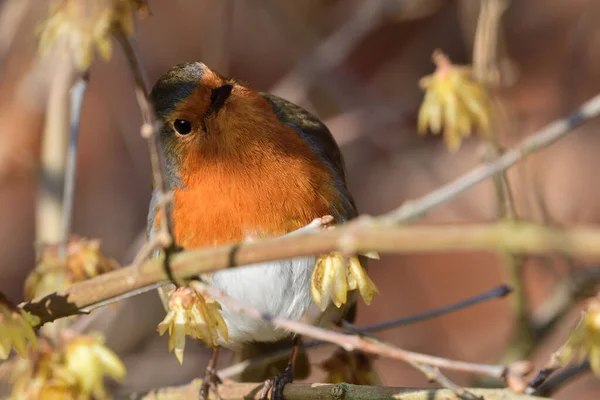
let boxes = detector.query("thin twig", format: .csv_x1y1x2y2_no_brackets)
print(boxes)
60,71,89,259
534,361,590,397
217,284,512,380
532,266,600,338
115,33,174,250
189,281,531,391
474,0,533,361
525,314,583,394
36,45,76,245
270,1,397,105
341,323,482,399
410,363,483,400
350,284,512,332
472,0,509,86
385,90,600,223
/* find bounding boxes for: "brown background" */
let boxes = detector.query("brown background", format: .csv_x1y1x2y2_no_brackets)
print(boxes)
0,0,599,398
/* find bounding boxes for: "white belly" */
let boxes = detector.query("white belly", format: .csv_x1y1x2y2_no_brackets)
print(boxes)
209,255,319,346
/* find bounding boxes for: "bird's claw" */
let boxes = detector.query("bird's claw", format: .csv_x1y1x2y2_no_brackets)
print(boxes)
288,215,335,236
199,361,222,400
259,361,294,400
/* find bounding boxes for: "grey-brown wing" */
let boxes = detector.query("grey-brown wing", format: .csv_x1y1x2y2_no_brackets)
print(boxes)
260,92,358,220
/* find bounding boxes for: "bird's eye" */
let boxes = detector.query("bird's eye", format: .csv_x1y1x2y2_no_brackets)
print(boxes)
173,119,192,135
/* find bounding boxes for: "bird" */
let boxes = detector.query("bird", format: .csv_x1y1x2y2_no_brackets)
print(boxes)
146,62,377,399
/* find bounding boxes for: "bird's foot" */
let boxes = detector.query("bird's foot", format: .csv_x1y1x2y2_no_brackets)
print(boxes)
199,363,222,400
259,361,294,400
200,347,223,400
287,215,334,237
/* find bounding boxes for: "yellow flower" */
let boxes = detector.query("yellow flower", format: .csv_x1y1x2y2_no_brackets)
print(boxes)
320,348,381,386
0,294,39,360
63,334,126,398
6,333,124,400
310,253,379,312
157,287,229,364
25,237,120,301
559,299,600,375
8,338,76,400
417,49,494,151
37,0,149,70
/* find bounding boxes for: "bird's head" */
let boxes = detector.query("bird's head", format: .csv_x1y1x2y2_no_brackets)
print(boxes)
150,61,322,190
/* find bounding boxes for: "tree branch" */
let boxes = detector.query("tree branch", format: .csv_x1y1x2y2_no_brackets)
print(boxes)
135,382,549,400
189,281,529,392
19,221,600,325
217,284,512,381
386,91,600,223
115,32,175,251
60,72,89,258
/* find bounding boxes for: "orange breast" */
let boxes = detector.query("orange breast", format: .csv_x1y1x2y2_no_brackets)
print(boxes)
171,143,341,249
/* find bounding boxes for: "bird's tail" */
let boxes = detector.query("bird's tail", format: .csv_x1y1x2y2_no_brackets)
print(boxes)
232,338,311,382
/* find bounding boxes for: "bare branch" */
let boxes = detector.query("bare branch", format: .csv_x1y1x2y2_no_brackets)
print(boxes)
115,33,175,250
385,91,600,223
189,281,530,392
135,382,548,400
60,72,89,258
19,220,600,325
351,284,512,332
217,284,512,381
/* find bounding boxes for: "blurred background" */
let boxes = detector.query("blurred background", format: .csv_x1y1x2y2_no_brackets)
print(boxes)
0,0,599,398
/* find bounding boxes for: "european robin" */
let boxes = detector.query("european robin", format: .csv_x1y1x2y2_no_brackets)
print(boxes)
147,62,378,399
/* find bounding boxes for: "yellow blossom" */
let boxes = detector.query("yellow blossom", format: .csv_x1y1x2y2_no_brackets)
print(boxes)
6,333,124,400
8,338,76,400
0,294,39,360
25,237,120,301
157,287,228,364
559,299,600,375
320,348,381,386
310,253,379,312
417,49,494,151
63,334,126,398
37,0,149,70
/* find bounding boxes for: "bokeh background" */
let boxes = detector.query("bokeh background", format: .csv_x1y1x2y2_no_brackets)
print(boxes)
1,0,599,398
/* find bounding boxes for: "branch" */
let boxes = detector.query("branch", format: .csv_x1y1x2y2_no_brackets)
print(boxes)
270,1,394,105
60,72,89,257
135,382,549,400
217,284,512,380
351,284,512,332
115,33,175,251
189,281,530,392
36,44,76,245
20,221,600,325
386,91,600,223
532,266,600,337
340,322,484,399
470,0,533,366
534,361,590,397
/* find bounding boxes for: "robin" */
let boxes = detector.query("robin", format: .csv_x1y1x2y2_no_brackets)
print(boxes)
147,62,378,399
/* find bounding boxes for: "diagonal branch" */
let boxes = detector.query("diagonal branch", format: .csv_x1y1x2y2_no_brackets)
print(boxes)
217,284,512,380
189,280,531,392
385,91,600,223
115,33,175,252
